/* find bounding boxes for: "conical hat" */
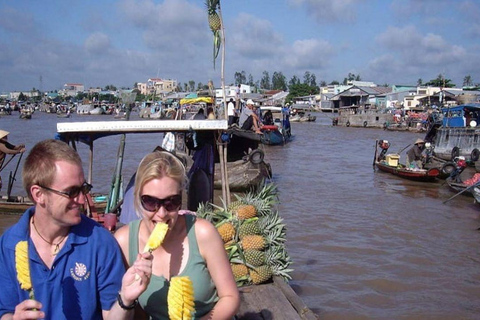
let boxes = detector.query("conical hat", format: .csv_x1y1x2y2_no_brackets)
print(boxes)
414,138,425,145
0,130,9,139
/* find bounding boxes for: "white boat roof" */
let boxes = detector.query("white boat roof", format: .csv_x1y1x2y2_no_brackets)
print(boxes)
57,119,228,134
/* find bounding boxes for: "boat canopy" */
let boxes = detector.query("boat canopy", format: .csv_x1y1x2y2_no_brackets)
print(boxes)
441,103,480,127
179,97,213,105
56,119,228,145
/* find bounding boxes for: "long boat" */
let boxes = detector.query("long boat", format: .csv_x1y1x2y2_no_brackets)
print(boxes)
373,139,440,182
375,161,440,182
336,105,394,128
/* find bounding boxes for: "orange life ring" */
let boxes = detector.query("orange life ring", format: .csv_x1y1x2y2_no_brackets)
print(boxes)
261,125,278,131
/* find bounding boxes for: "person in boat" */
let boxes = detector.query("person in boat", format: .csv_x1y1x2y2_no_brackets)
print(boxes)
406,138,426,169
0,130,26,190
114,150,240,319
239,99,262,134
263,109,274,125
227,98,237,126
193,107,206,120
0,139,151,319
206,106,215,119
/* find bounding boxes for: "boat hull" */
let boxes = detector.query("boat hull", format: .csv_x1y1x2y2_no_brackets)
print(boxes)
375,162,440,182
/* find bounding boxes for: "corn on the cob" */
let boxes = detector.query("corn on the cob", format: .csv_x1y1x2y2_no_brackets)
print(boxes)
168,276,195,320
143,223,168,253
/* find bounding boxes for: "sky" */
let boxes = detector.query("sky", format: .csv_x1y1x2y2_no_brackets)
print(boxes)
1,0,479,93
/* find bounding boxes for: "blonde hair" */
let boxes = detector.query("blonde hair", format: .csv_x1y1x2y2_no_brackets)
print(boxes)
133,151,186,216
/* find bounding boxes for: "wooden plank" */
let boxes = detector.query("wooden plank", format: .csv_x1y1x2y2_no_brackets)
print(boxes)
273,277,318,320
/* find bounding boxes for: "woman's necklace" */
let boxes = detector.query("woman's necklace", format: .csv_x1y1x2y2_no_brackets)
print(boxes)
31,217,67,256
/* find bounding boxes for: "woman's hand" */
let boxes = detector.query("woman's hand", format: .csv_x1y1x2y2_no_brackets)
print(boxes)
120,252,153,304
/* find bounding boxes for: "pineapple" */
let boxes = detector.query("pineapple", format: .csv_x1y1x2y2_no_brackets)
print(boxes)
206,0,221,31
205,0,221,67
15,241,32,291
250,265,273,285
241,235,266,251
216,221,235,243
143,223,168,253
230,263,249,280
168,276,195,320
244,249,265,267
235,204,257,220
238,219,261,239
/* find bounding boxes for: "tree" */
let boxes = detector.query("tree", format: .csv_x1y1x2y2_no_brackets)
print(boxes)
286,83,318,103
272,72,287,91
303,71,317,87
260,71,271,90
425,74,455,88
248,74,254,87
463,75,473,87
289,75,300,86
188,80,195,91
319,80,327,87
417,78,423,86
234,71,247,85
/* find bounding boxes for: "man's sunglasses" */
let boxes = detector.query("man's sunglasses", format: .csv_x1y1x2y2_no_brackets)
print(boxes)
140,194,182,212
39,182,93,199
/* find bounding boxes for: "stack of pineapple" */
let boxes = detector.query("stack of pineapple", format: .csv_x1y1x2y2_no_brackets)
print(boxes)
197,182,292,286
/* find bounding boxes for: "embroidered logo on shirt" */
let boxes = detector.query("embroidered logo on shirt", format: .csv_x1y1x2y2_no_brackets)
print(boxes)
70,262,91,281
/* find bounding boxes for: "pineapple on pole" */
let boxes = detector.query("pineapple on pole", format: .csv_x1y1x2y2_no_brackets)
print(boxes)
206,0,230,204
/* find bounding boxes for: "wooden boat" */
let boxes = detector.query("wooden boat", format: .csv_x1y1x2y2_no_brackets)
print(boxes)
0,194,107,214
374,139,440,182
213,158,272,191
337,105,394,128
375,161,440,182
237,276,317,319
425,103,480,162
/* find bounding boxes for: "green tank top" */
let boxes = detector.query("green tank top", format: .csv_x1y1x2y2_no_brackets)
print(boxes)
128,215,218,319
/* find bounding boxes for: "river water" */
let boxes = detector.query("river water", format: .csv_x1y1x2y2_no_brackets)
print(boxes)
1,111,480,319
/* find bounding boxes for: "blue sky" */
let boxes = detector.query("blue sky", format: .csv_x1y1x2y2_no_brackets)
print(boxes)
1,0,479,92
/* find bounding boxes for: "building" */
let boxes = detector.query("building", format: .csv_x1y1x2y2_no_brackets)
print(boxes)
137,78,178,97
60,83,84,97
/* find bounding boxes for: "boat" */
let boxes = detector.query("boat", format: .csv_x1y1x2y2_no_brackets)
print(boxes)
259,105,292,145
374,139,440,182
236,276,317,319
425,103,480,162
336,105,395,128
0,194,107,214
76,103,105,115
290,111,316,122
213,157,272,191
19,110,32,119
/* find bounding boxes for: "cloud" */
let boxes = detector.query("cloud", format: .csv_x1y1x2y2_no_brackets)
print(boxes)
85,33,111,55
284,39,335,70
288,0,360,23
375,26,466,66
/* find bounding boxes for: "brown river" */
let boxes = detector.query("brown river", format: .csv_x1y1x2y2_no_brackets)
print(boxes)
1,111,480,319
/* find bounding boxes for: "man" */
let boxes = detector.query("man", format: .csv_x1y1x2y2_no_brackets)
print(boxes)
0,139,151,320
406,138,426,169
0,130,26,191
239,99,262,134
227,98,237,126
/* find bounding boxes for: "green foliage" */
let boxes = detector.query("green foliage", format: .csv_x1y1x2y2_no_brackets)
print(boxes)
425,74,455,87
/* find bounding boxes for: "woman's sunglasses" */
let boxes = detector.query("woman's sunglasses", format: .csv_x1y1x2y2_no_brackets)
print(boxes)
140,194,182,212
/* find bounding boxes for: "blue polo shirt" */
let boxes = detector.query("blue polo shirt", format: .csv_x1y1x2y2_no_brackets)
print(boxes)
0,207,125,319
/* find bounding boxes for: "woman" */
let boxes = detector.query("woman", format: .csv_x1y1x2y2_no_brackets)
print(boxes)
114,151,240,319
